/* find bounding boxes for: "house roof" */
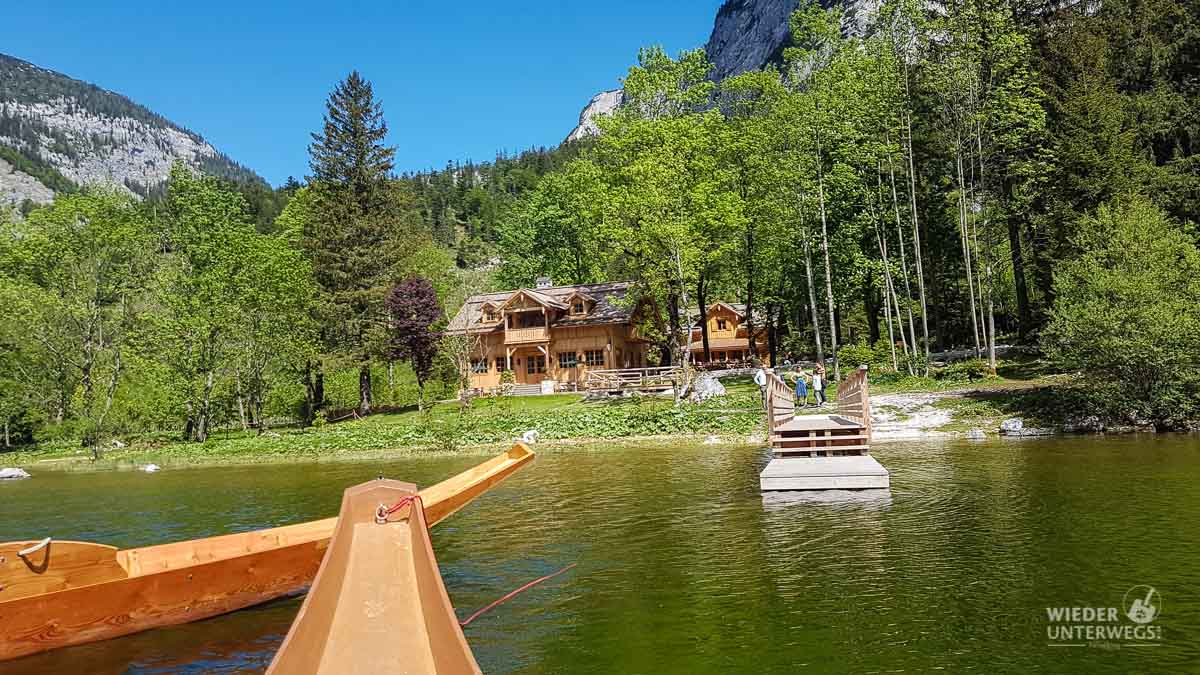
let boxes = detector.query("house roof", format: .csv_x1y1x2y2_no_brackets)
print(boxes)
691,302,766,327
500,288,568,311
447,281,636,333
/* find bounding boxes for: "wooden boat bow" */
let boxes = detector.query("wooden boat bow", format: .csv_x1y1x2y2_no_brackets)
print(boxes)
0,443,534,663
267,480,482,674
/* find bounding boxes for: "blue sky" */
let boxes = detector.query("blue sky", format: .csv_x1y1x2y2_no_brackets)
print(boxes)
2,1,723,186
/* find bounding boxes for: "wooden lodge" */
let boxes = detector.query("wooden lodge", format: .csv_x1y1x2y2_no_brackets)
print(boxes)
446,280,652,393
689,302,770,367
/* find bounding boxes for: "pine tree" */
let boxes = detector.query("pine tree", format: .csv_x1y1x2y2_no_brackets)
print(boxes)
305,71,403,416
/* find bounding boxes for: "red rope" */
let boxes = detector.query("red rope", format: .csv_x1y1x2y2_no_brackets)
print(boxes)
459,563,577,628
376,495,575,629
376,494,423,524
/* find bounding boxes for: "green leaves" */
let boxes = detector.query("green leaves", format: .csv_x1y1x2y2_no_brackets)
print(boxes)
1045,198,1200,425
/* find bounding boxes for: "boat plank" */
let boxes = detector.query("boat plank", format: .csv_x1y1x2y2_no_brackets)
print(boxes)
0,541,125,601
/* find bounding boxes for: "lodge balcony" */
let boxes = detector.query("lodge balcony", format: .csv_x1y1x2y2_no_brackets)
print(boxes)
504,327,549,344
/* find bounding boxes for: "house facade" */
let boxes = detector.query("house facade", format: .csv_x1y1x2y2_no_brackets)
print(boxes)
446,281,651,391
689,302,769,366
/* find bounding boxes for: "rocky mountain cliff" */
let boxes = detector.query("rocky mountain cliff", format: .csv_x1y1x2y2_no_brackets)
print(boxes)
566,0,876,142
0,53,264,209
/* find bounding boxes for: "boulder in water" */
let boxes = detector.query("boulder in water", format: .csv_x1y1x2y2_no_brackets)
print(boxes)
142,464,161,473
0,467,31,480
521,430,540,444
966,429,986,440
999,418,1024,435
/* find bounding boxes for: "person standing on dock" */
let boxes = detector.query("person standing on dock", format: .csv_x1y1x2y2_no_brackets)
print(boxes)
754,364,768,408
812,362,827,406
794,370,809,407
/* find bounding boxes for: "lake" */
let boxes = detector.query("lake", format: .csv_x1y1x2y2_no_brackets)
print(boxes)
2,435,1198,673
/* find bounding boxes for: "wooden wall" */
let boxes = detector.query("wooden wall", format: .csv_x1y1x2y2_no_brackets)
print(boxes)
466,324,649,390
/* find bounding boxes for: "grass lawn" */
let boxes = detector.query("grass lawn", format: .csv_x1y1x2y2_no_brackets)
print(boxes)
4,379,767,470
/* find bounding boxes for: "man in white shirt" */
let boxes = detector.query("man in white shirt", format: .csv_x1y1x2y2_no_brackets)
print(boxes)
812,363,826,406
753,365,768,408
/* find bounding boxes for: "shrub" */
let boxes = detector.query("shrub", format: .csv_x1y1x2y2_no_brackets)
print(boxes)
1044,198,1200,428
936,359,992,383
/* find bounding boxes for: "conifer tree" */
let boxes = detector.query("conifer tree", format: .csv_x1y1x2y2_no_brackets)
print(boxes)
306,71,404,416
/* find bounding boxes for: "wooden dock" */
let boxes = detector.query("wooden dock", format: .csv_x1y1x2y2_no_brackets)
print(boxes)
760,366,890,491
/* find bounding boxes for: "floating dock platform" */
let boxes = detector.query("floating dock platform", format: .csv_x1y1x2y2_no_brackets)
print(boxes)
760,454,890,491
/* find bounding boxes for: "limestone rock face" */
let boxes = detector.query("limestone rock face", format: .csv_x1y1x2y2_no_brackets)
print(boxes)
0,52,263,205
706,0,803,82
565,0,879,141
0,157,54,207
566,89,624,143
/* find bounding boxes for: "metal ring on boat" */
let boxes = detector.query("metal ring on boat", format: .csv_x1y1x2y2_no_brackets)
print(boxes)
18,537,51,557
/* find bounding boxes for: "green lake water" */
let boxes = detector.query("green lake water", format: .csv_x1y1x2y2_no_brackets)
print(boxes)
1,435,1198,674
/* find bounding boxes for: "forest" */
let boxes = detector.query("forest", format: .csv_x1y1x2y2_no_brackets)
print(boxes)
1,0,1198,452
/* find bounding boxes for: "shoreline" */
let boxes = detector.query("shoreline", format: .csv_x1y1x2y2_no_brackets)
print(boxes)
4,424,1192,475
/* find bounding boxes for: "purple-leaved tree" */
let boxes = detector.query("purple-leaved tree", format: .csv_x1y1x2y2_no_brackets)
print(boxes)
386,277,444,411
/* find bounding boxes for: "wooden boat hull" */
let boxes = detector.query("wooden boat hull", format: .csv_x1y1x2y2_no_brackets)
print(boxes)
0,444,534,663
268,480,481,674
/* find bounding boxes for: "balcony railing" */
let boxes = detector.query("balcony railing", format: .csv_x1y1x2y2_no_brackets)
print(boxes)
505,327,549,344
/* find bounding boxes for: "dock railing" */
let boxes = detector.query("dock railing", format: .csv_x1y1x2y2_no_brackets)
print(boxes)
584,366,681,393
835,365,872,440
764,369,795,437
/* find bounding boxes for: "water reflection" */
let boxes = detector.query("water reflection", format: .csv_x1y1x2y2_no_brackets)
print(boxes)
761,488,893,510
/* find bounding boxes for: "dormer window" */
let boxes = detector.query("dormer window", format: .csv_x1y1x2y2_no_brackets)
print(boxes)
481,304,499,323
565,291,594,317
717,318,728,331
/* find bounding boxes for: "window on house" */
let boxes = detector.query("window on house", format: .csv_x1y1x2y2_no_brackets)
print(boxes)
717,318,729,331
715,351,726,362
470,359,488,374
495,357,510,372
558,352,578,369
526,354,546,375
482,308,496,322
572,301,585,315
584,350,605,367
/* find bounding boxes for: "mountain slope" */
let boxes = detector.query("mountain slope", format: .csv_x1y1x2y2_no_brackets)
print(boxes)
0,53,265,208
566,0,876,141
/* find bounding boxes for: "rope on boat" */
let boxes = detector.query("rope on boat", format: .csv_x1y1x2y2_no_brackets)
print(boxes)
459,563,578,628
18,537,51,557
375,494,576,629
375,495,423,524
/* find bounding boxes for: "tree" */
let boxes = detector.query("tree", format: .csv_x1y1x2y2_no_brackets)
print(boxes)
306,71,407,416
386,278,444,411
1,190,153,455
1044,198,1200,428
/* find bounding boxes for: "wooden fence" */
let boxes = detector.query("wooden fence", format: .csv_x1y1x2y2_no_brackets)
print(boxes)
764,369,795,437
584,367,681,393
835,365,872,439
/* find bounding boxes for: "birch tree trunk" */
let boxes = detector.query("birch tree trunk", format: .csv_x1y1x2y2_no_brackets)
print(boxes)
886,138,920,356
803,235,825,364
814,123,839,381
902,73,931,369
955,144,982,356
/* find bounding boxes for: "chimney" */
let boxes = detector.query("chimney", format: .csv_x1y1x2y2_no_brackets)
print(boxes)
535,276,553,289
